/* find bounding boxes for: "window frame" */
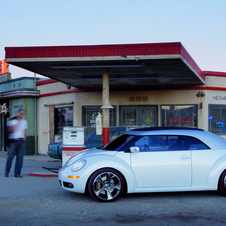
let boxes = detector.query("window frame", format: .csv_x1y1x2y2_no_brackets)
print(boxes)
119,135,209,152
161,104,198,128
81,105,117,135
209,104,226,135
54,106,74,135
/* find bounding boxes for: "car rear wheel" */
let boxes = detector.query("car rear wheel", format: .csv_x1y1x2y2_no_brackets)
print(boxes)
219,170,226,195
88,168,124,202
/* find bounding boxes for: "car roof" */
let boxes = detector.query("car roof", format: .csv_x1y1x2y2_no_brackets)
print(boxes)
125,127,226,150
129,127,203,132
125,127,205,137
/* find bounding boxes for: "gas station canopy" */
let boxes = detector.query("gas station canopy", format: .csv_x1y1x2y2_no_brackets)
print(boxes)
5,42,205,90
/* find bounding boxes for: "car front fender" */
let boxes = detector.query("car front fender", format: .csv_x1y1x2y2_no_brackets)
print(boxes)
81,154,136,193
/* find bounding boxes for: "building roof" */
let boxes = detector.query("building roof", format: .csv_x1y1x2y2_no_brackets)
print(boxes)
5,42,205,90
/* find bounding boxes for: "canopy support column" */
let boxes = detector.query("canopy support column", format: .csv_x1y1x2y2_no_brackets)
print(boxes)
101,69,113,146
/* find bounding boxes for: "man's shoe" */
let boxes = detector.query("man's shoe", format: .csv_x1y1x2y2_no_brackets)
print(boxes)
15,174,22,178
4,173,9,177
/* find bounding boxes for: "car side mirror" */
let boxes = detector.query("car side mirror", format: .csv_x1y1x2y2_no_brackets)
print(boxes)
130,146,140,153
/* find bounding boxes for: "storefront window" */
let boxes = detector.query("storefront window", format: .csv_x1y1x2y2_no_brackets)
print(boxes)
55,106,73,134
82,106,116,135
161,105,197,127
209,104,226,135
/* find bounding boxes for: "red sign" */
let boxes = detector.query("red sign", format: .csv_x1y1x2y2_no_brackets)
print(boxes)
166,117,193,125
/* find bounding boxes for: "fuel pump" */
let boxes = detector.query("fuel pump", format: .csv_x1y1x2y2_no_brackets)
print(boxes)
62,127,87,166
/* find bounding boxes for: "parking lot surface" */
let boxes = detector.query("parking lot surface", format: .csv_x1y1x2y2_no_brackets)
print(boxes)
0,152,226,226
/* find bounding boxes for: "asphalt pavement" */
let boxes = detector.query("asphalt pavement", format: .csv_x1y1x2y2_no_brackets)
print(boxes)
1,151,226,226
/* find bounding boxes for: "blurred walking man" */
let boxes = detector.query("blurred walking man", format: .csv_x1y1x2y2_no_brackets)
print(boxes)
5,109,28,178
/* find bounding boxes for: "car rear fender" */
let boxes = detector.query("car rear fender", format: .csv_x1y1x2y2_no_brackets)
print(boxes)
208,154,226,189
82,154,137,193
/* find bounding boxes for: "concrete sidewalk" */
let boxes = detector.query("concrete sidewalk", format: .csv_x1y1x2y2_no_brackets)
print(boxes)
0,151,61,161
0,151,62,177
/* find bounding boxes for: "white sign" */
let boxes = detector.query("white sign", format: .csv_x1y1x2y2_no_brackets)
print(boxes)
0,103,7,114
96,112,102,135
90,112,98,128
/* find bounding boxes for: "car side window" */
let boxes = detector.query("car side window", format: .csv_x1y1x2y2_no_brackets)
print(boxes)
168,136,187,151
128,135,209,152
133,135,168,152
187,136,209,150
134,136,151,152
149,135,167,151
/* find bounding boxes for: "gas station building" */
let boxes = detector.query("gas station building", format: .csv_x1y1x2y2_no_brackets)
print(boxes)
1,42,226,155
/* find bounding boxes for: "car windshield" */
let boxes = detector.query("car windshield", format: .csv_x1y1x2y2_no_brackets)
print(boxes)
103,134,135,151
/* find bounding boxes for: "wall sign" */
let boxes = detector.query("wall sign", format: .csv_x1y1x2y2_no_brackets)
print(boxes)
90,112,98,128
165,117,193,125
216,119,226,131
209,114,213,122
213,96,226,101
12,104,24,117
143,115,153,126
0,103,7,114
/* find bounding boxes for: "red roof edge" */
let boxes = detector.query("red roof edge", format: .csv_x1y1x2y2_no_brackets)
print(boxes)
179,44,204,81
5,42,204,81
36,79,57,86
203,71,226,77
5,42,183,59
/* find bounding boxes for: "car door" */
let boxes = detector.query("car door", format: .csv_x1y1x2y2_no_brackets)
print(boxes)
130,135,192,188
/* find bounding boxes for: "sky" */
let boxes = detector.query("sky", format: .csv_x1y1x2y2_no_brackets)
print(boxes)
0,0,226,79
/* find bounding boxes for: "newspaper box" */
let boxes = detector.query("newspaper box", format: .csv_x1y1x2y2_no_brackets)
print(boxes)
62,126,87,166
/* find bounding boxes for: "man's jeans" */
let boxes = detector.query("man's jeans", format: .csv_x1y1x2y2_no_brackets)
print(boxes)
5,140,25,175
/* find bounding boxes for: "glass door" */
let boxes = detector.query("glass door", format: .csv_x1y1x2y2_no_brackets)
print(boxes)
121,107,138,126
140,106,157,127
120,106,158,127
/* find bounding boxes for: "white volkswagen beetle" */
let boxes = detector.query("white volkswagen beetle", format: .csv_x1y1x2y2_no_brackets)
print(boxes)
58,127,226,202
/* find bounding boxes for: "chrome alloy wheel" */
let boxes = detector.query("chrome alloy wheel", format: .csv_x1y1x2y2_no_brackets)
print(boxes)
88,169,124,202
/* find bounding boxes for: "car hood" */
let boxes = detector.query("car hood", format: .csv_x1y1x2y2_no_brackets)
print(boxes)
74,148,117,159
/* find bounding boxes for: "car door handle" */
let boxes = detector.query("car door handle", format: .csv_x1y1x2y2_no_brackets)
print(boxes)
180,155,190,161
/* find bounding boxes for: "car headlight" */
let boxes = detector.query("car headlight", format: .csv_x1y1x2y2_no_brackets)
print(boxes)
65,155,78,167
71,159,87,172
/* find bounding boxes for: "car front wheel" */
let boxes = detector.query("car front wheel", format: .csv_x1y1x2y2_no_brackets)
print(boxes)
88,168,124,202
219,170,226,195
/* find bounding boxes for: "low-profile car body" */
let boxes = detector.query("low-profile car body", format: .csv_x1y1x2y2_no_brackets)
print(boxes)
58,127,226,202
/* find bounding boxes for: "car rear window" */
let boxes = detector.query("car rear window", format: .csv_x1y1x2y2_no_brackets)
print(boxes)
187,136,209,150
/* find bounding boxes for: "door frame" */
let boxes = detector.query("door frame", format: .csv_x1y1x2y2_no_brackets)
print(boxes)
119,105,158,127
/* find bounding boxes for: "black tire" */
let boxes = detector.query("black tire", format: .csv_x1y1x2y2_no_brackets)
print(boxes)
219,170,226,195
88,168,124,202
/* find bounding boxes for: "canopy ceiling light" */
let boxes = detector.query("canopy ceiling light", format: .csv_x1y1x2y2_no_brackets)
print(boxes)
49,63,145,69
81,75,158,80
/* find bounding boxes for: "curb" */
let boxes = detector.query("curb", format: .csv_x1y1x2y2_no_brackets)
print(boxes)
29,171,58,177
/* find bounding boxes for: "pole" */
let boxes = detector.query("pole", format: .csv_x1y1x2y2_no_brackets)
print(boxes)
101,69,112,146
34,73,37,155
